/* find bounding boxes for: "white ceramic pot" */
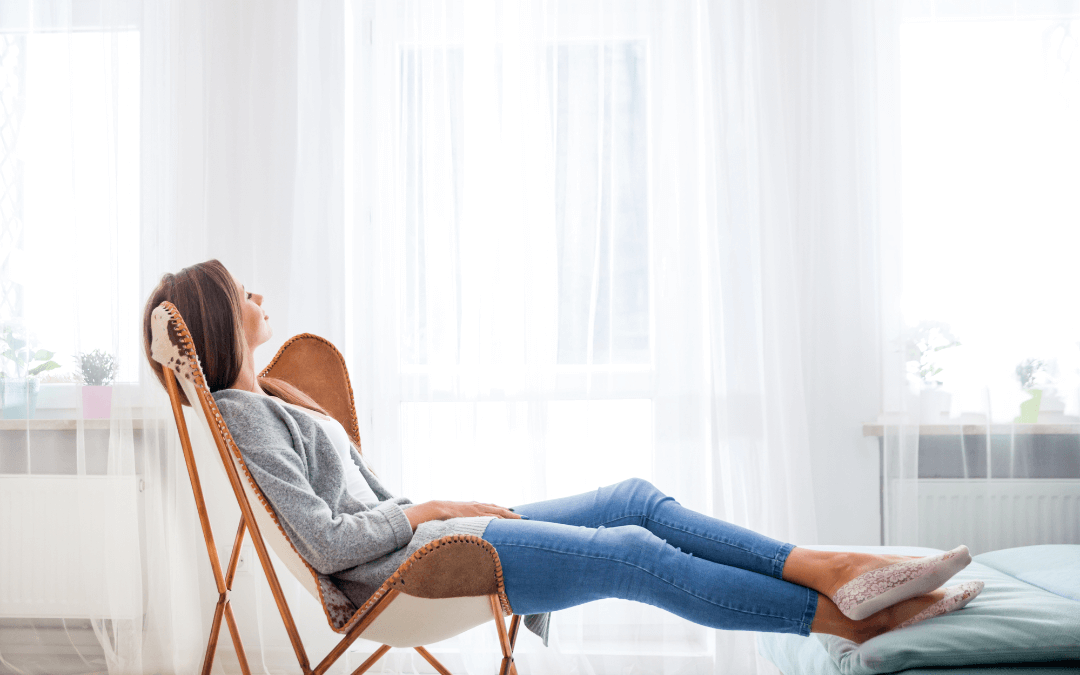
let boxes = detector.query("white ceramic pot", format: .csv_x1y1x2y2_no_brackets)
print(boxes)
919,387,952,422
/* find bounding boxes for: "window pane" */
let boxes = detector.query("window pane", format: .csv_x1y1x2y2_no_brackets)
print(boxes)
397,40,650,368
553,41,650,366
400,48,464,367
399,399,653,501
3,31,140,383
544,399,653,496
901,17,1080,396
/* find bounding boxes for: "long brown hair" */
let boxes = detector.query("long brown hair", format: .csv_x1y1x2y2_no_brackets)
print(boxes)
142,259,327,415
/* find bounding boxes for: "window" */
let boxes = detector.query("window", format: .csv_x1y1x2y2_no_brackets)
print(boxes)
391,34,655,498
399,40,650,369
900,4,1080,411
552,41,650,366
0,29,140,387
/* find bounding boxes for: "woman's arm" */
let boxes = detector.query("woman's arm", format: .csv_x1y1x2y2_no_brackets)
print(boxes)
403,501,521,531
217,395,414,575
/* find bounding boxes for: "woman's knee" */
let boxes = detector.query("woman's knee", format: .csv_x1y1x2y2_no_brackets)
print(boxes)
610,476,660,498
611,523,660,547
597,524,685,587
607,477,670,519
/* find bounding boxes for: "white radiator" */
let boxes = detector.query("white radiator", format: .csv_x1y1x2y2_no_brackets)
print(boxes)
0,476,141,618
910,479,1080,555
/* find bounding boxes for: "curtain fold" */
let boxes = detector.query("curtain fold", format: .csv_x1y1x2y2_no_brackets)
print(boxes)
1,0,897,673
351,1,890,672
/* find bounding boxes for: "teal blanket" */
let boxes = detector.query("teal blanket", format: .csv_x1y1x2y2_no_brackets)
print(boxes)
758,545,1080,675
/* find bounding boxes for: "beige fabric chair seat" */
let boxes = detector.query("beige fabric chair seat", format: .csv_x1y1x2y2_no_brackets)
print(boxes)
150,301,521,675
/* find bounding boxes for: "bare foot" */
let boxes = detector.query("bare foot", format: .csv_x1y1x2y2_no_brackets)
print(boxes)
812,588,947,643
783,548,921,598
825,552,921,598
853,589,948,641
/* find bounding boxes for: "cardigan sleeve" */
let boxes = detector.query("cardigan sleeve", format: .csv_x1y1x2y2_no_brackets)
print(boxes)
216,393,415,575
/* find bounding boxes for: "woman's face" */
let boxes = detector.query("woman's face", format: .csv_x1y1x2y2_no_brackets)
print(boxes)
232,274,272,351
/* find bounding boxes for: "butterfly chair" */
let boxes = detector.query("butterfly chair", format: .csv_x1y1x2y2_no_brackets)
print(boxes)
149,301,522,675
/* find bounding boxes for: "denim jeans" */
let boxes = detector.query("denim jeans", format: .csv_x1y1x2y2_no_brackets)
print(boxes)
480,477,818,636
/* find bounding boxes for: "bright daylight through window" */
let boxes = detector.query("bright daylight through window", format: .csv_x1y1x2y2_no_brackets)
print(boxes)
396,37,655,501
901,10,1080,420
0,31,140,403
399,41,649,369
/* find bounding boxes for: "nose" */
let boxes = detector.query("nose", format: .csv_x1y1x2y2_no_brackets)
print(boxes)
254,293,264,305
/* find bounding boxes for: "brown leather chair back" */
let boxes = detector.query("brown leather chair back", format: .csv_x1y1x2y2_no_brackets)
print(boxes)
260,334,362,448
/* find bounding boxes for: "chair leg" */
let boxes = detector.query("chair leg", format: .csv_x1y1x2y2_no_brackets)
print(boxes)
197,518,253,675
415,645,454,675
224,600,252,675
169,376,255,675
489,596,519,675
225,517,247,587
199,598,226,675
349,645,391,675
508,615,522,651
222,519,252,674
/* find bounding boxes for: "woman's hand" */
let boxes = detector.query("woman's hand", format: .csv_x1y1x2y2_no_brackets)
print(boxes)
403,500,523,531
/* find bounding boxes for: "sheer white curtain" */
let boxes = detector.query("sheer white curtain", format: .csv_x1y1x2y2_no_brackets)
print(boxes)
882,1,1080,555
0,0,895,673
2,0,354,672
349,1,889,673
139,2,358,672
0,2,151,673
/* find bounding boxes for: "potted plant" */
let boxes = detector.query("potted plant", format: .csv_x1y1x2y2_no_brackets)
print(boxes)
75,349,118,419
906,321,961,420
0,322,61,419
1014,357,1048,424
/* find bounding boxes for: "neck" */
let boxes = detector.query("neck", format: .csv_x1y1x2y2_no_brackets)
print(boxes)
231,346,265,395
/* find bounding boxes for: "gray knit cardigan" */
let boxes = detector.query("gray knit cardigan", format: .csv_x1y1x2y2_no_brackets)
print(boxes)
213,389,549,645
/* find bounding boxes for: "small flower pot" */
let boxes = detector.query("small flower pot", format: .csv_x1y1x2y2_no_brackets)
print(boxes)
1036,389,1067,423
82,385,113,419
1014,388,1042,424
1,378,40,419
919,387,952,421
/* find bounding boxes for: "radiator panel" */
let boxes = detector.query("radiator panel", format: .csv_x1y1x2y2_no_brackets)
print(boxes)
911,479,1080,555
0,476,141,618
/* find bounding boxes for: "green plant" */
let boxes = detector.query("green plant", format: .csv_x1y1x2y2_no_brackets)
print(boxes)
1015,358,1047,390
75,349,118,386
0,322,61,380
905,321,961,387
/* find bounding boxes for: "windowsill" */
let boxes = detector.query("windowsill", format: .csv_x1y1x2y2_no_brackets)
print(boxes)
863,422,1080,437
0,419,151,430
1,384,156,429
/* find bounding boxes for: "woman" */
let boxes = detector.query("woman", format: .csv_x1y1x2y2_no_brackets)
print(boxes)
143,260,982,647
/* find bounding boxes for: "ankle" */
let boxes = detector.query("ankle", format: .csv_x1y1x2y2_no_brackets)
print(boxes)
850,613,890,643
809,592,888,644
824,552,863,597
783,549,865,597
834,607,891,643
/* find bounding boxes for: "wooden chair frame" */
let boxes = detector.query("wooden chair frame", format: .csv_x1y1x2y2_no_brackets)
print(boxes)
151,302,521,675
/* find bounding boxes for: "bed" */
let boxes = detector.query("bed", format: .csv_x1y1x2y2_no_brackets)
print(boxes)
757,545,1080,675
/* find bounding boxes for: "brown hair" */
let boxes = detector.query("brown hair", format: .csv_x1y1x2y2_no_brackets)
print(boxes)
142,259,328,415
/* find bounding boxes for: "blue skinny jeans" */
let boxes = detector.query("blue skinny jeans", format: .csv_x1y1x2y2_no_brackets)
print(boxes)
480,477,817,636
